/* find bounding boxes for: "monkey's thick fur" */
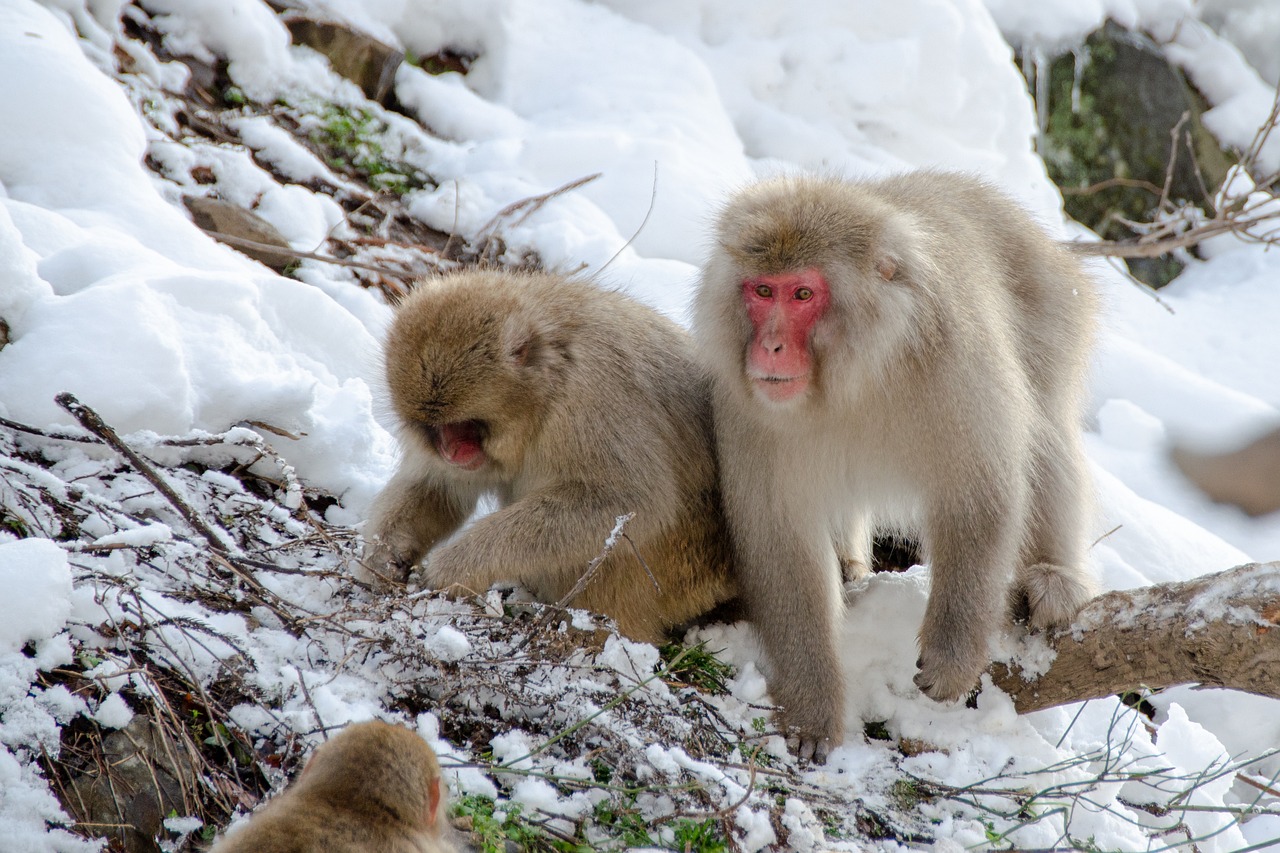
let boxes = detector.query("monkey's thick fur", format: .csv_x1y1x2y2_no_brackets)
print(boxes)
361,270,736,643
694,172,1099,759
210,721,453,853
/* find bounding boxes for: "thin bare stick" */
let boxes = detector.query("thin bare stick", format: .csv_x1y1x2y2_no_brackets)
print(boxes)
516,513,638,645
477,173,602,235
597,161,659,277
56,393,237,553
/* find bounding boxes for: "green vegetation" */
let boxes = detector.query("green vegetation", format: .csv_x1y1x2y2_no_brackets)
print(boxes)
1034,23,1233,286
308,104,427,195
658,641,734,694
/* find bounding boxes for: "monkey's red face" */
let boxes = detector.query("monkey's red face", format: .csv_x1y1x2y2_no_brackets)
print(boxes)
741,268,829,403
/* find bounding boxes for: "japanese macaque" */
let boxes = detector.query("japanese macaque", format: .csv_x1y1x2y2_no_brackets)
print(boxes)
359,269,736,644
694,172,1099,760
210,720,454,853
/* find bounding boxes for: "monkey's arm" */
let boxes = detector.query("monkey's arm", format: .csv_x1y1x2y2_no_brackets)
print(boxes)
914,476,1025,702
421,480,645,596
715,413,847,762
360,466,477,587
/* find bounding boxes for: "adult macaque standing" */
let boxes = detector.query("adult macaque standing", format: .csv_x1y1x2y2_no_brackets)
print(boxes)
360,270,735,643
694,172,1098,760
210,720,455,853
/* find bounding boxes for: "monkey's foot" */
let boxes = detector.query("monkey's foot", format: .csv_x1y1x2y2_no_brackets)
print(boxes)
913,647,984,704
1017,562,1095,631
788,732,838,764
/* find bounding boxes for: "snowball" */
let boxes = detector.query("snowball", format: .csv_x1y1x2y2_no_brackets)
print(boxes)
92,693,134,730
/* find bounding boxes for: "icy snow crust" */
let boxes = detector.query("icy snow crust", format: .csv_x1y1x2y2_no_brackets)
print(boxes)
1,0,1279,850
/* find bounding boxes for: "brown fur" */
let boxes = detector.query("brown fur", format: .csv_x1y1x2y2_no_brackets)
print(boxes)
360,269,736,643
694,172,1099,760
210,721,453,853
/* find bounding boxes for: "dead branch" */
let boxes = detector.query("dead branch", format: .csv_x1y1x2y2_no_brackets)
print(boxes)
993,561,1280,713
56,392,236,552
477,173,601,235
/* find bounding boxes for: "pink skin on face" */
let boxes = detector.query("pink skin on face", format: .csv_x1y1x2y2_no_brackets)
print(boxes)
436,420,486,470
741,268,829,403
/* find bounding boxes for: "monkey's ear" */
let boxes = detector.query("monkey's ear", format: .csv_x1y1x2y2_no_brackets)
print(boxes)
876,256,898,281
876,210,919,282
425,776,443,828
507,330,543,367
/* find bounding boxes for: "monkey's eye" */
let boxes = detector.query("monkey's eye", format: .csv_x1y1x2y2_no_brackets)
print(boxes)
754,284,773,299
794,287,813,301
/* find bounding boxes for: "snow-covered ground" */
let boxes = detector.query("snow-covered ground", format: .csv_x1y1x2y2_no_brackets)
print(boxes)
1,0,1278,850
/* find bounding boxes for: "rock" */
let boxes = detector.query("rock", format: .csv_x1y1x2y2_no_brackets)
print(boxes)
184,196,298,272
64,716,197,853
284,16,403,107
1032,21,1234,286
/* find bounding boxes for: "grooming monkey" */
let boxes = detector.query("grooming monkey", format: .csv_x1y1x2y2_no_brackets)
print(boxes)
694,172,1098,760
360,270,736,643
210,720,454,853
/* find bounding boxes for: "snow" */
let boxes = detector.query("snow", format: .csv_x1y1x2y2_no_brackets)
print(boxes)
1,0,1279,850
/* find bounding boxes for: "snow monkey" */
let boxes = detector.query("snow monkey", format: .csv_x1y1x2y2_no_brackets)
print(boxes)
359,269,736,644
693,172,1099,761
210,720,456,853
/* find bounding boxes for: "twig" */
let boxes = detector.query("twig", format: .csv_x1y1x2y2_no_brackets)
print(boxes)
516,513,639,647
56,393,237,553
597,161,659,276
477,173,601,235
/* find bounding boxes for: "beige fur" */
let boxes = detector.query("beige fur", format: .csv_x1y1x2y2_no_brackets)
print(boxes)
361,270,736,643
211,721,454,853
693,172,1098,760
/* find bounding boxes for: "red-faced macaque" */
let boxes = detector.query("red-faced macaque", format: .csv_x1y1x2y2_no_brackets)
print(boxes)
359,269,735,643
694,172,1099,760
210,720,455,853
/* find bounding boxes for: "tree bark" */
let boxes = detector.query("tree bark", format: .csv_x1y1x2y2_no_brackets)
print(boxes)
992,561,1280,713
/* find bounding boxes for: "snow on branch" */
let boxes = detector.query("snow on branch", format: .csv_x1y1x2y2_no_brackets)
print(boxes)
993,561,1280,713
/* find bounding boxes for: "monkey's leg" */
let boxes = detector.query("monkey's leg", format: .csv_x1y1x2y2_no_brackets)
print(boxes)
361,470,476,587
916,496,1021,703
832,514,871,585
1017,430,1096,629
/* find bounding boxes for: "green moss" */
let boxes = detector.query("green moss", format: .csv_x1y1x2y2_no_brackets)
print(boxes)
1034,23,1235,286
308,104,427,196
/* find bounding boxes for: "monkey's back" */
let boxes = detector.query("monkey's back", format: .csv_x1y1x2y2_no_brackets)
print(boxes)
867,171,1097,397
508,275,736,639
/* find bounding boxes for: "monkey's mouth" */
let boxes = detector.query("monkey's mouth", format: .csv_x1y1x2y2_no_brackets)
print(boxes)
750,373,809,403
426,420,487,470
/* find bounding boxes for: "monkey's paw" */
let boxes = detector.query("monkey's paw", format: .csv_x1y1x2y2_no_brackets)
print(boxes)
787,732,839,764
1018,562,1096,631
778,711,844,764
913,648,984,704
354,538,415,592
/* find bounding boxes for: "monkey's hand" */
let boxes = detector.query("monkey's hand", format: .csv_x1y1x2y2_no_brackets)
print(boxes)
778,708,843,764
417,537,504,597
912,644,984,704
355,533,417,592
